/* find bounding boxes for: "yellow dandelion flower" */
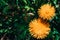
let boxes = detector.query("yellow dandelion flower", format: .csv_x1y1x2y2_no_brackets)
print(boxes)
38,4,55,20
29,18,50,39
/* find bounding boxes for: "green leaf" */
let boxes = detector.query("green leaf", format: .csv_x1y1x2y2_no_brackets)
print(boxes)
53,28,59,34
0,0,8,6
53,0,57,4
3,6,10,14
55,35,60,40
23,0,27,4
16,0,18,6
4,29,8,33
0,29,4,33
0,23,2,26
25,6,30,11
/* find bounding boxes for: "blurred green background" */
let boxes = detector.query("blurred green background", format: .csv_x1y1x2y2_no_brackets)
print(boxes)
0,0,60,40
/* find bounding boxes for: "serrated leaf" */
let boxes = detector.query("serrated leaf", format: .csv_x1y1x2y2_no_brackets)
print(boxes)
55,35,60,40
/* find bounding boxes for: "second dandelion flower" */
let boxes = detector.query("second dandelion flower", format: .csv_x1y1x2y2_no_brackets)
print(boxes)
29,18,51,39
